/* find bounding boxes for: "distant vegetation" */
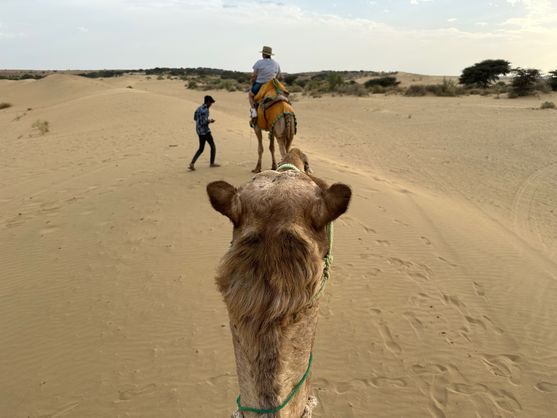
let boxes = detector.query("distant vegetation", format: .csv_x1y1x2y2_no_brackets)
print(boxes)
540,101,555,109
3,63,556,100
0,73,45,80
0,102,12,110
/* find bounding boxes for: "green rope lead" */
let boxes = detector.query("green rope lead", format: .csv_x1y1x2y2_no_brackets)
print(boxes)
236,352,313,414
311,222,334,302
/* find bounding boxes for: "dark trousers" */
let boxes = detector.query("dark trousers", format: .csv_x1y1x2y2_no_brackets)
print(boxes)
191,132,216,165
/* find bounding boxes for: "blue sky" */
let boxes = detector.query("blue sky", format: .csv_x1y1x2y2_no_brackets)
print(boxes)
1,0,556,74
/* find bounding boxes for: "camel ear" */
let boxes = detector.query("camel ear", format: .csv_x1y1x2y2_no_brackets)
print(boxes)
207,181,240,224
313,183,352,229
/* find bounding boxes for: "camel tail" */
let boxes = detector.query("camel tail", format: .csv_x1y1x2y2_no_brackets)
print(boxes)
285,113,296,151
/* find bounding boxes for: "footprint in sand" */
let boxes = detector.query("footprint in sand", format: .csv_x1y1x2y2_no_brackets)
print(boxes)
403,311,424,337
369,376,407,388
44,401,80,417
481,354,522,385
473,281,486,297
535,381,557,393
441,293,466,312
118,383,157,400
420,236,432,246
375,321,402,354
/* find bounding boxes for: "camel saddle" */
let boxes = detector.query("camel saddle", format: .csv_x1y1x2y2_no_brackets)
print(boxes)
253,79,295,131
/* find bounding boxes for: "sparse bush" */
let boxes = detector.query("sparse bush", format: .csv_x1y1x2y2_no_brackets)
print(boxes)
0,102,12,110
157,75,164,80
405,80,464,97
187,80,198,89
369,85,386,94
510,68,541,97
540,101,556,109
126,85,133,89
405,85,427,96
334,83,368,97
32,119,49,135
534,79,552,94
327,73,344,91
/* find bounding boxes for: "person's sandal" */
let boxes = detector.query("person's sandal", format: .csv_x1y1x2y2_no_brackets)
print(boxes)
210,163,221,168
188,163,195,171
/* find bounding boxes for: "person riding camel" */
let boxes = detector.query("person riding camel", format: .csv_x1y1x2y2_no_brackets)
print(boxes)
249,45,281,121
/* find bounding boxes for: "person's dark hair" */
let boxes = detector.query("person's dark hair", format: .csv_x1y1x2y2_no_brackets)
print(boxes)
263,54,271,59
204,95,215,104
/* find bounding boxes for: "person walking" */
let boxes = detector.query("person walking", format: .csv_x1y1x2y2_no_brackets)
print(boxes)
189,95,220,171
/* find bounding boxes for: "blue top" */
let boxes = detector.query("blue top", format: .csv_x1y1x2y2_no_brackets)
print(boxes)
194,104,211,136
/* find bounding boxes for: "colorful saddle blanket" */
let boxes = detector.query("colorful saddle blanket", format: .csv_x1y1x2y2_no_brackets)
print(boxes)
253,79,296,131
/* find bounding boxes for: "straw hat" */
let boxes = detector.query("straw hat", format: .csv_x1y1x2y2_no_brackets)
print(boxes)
260,46,274,56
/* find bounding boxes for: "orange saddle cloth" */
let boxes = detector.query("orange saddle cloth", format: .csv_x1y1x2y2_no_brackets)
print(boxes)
253,79,295,131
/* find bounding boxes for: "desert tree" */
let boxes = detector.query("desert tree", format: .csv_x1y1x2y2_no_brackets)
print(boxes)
459,59,511,88
548,70,557,91
510,68,542,97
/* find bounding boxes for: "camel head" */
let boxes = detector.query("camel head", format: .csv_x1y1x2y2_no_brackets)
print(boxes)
278,147,312,173
207,162,351,418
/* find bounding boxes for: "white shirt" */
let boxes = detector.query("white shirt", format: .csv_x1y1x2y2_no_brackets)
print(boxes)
252,58,281,84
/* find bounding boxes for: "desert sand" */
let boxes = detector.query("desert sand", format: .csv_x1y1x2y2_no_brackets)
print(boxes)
1,74,557,417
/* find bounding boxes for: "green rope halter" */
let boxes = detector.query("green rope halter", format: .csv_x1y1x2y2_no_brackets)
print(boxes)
236,352,313,414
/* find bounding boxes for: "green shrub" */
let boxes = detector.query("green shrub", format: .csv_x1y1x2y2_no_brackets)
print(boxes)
327,73,344,91
187,80,198,89
156,75,164,80
32,119,49,135
0,102,12,110
364,76,399,88
284,74,298,85
510,68,541,97
540,101,556,109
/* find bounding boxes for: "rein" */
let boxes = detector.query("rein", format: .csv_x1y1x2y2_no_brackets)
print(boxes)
236,352,313,414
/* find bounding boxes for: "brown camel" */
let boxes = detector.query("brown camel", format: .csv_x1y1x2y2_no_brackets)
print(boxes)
252,113,296,173
207,150,352,417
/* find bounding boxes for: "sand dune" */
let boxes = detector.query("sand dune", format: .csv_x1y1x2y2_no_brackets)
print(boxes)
1,74,557,417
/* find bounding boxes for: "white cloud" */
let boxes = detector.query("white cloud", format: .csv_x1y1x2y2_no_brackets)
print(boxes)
1,0,555,73
447,18,457,22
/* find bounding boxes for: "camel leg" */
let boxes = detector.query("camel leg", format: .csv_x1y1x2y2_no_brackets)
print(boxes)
252,127,264,173
273,118,289,159
269,132,277,170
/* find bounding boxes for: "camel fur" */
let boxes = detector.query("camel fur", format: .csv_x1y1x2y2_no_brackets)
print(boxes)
207,150,352,417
